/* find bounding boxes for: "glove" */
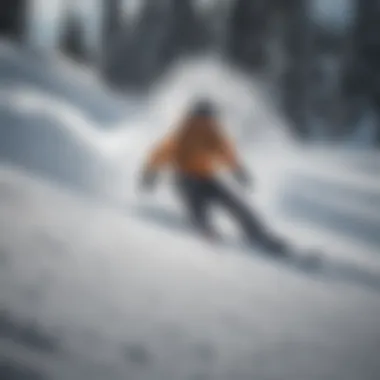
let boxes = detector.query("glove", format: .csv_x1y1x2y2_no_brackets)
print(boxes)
232,166,252,189
139,170,158,192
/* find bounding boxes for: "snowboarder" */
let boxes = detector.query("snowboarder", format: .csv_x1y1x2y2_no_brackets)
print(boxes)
138,99,290,257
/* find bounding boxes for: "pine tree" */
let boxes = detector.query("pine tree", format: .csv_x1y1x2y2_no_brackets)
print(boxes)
227,0,271,71
350,0,380,142
61,10,87,62
0,0,26,41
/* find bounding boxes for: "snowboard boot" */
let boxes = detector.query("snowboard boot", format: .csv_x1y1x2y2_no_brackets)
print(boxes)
200,229,222,244
251,235,293,260
295,248,324,271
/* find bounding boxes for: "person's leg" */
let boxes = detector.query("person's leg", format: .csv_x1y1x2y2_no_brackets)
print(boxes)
175,175,216,238
210,179,289,254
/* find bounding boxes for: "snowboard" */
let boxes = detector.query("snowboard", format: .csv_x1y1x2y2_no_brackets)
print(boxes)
203,232,324,272
134,204,380,292
133,203,324,272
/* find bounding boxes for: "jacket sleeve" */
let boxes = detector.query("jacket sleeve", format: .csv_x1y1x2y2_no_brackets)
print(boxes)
143,135,176,172
217,129,240,170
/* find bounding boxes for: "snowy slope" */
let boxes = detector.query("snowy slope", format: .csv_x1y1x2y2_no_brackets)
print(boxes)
1,41,380,379
1,165,380,380
0,40,379,260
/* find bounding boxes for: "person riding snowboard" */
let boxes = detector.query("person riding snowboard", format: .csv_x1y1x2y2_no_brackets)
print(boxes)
138,99,289,257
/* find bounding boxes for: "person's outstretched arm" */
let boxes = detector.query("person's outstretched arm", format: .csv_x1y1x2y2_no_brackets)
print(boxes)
139,136,176,191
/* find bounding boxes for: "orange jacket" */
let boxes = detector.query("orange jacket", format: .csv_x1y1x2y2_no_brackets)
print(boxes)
143,116,239,178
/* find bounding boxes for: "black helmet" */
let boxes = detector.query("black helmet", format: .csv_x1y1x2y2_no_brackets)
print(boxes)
189,98,216,118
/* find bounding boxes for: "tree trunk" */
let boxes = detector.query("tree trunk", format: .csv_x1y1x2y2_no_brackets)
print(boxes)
102,0,123,49
227,0,271,72
280,0,313,139
0,0,27,41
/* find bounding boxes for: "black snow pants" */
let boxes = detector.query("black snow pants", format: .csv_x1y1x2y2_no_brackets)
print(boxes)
175,174,287,253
